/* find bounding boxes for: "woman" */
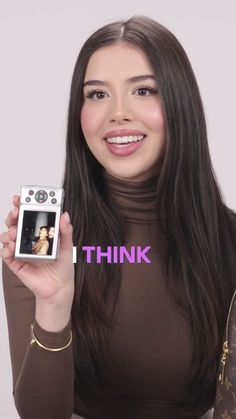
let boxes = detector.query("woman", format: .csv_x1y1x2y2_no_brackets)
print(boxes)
47,226,55,255
1,15,236,419
32,226,49,256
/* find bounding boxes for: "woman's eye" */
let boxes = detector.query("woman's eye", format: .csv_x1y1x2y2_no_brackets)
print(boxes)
134,87,158,96
85,90,107,100
84,86,158,100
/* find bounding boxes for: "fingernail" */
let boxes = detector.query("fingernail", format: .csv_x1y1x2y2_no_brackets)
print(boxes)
64,212,70,224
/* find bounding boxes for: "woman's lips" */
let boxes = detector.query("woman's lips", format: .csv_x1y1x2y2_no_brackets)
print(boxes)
104,136,146,157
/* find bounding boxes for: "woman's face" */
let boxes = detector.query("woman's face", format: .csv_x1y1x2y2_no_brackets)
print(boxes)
39,228,48,239
48,227,55,238
81,43,166,181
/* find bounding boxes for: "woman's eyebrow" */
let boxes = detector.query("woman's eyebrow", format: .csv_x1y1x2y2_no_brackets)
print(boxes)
83,75,156,87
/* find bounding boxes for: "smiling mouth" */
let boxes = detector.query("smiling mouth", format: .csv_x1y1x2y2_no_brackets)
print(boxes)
104,134,146,144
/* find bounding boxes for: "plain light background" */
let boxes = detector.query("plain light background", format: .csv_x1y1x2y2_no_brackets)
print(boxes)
0,1,235,417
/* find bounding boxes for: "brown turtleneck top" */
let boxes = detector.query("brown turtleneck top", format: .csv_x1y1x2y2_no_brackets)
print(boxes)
2,171,212,419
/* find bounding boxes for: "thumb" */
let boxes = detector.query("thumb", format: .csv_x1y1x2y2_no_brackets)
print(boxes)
59,212,73,257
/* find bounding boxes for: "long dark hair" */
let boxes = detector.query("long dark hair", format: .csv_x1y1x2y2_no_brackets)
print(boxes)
63,15,236,412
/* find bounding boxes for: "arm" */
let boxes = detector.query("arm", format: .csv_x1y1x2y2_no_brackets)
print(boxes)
2,263,75,419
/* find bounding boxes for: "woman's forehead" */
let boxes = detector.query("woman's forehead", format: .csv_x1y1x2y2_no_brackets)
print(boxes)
84,43,154,81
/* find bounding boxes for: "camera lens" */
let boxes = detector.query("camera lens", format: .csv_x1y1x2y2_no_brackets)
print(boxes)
35,190,48,203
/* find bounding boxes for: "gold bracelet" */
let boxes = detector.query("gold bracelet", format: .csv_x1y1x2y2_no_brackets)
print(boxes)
30,324,72,352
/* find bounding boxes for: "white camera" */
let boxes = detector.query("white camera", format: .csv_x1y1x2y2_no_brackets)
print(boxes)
15,186,64,261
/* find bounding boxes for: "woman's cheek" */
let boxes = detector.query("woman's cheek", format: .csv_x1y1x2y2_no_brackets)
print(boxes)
81,104,105,138
140,102,165,131
81,105,92,135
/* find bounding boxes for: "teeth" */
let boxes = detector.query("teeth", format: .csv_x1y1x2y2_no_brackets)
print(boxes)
106,135,145,144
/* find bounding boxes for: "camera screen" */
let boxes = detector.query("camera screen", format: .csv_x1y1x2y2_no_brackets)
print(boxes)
19,211,56,256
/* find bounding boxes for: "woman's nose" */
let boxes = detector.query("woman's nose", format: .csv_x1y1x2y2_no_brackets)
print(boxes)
109,96,134,122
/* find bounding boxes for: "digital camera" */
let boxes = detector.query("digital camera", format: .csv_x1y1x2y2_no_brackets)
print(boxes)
15,186,64,261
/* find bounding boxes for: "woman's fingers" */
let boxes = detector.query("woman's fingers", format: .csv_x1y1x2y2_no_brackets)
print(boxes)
0,225,17,265
12,195,20,208
5,206,19,229
0,231,9,247
9,226,17,241
4,195,20,229
1,242,24,275
0,240,15,260
58,212,73,259
0,228,17,246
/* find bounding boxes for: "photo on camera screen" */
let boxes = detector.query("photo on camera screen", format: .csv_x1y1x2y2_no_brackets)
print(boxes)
19,211,56,256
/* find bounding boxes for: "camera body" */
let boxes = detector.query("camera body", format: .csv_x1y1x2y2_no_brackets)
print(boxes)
15,186,64,261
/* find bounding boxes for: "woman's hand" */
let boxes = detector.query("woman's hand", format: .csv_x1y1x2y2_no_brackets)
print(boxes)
0,195,75,308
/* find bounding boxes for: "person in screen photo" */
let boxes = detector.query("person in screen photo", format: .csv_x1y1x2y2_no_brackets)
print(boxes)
32,226,49,256
47,226,55,255
1,15,236,419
